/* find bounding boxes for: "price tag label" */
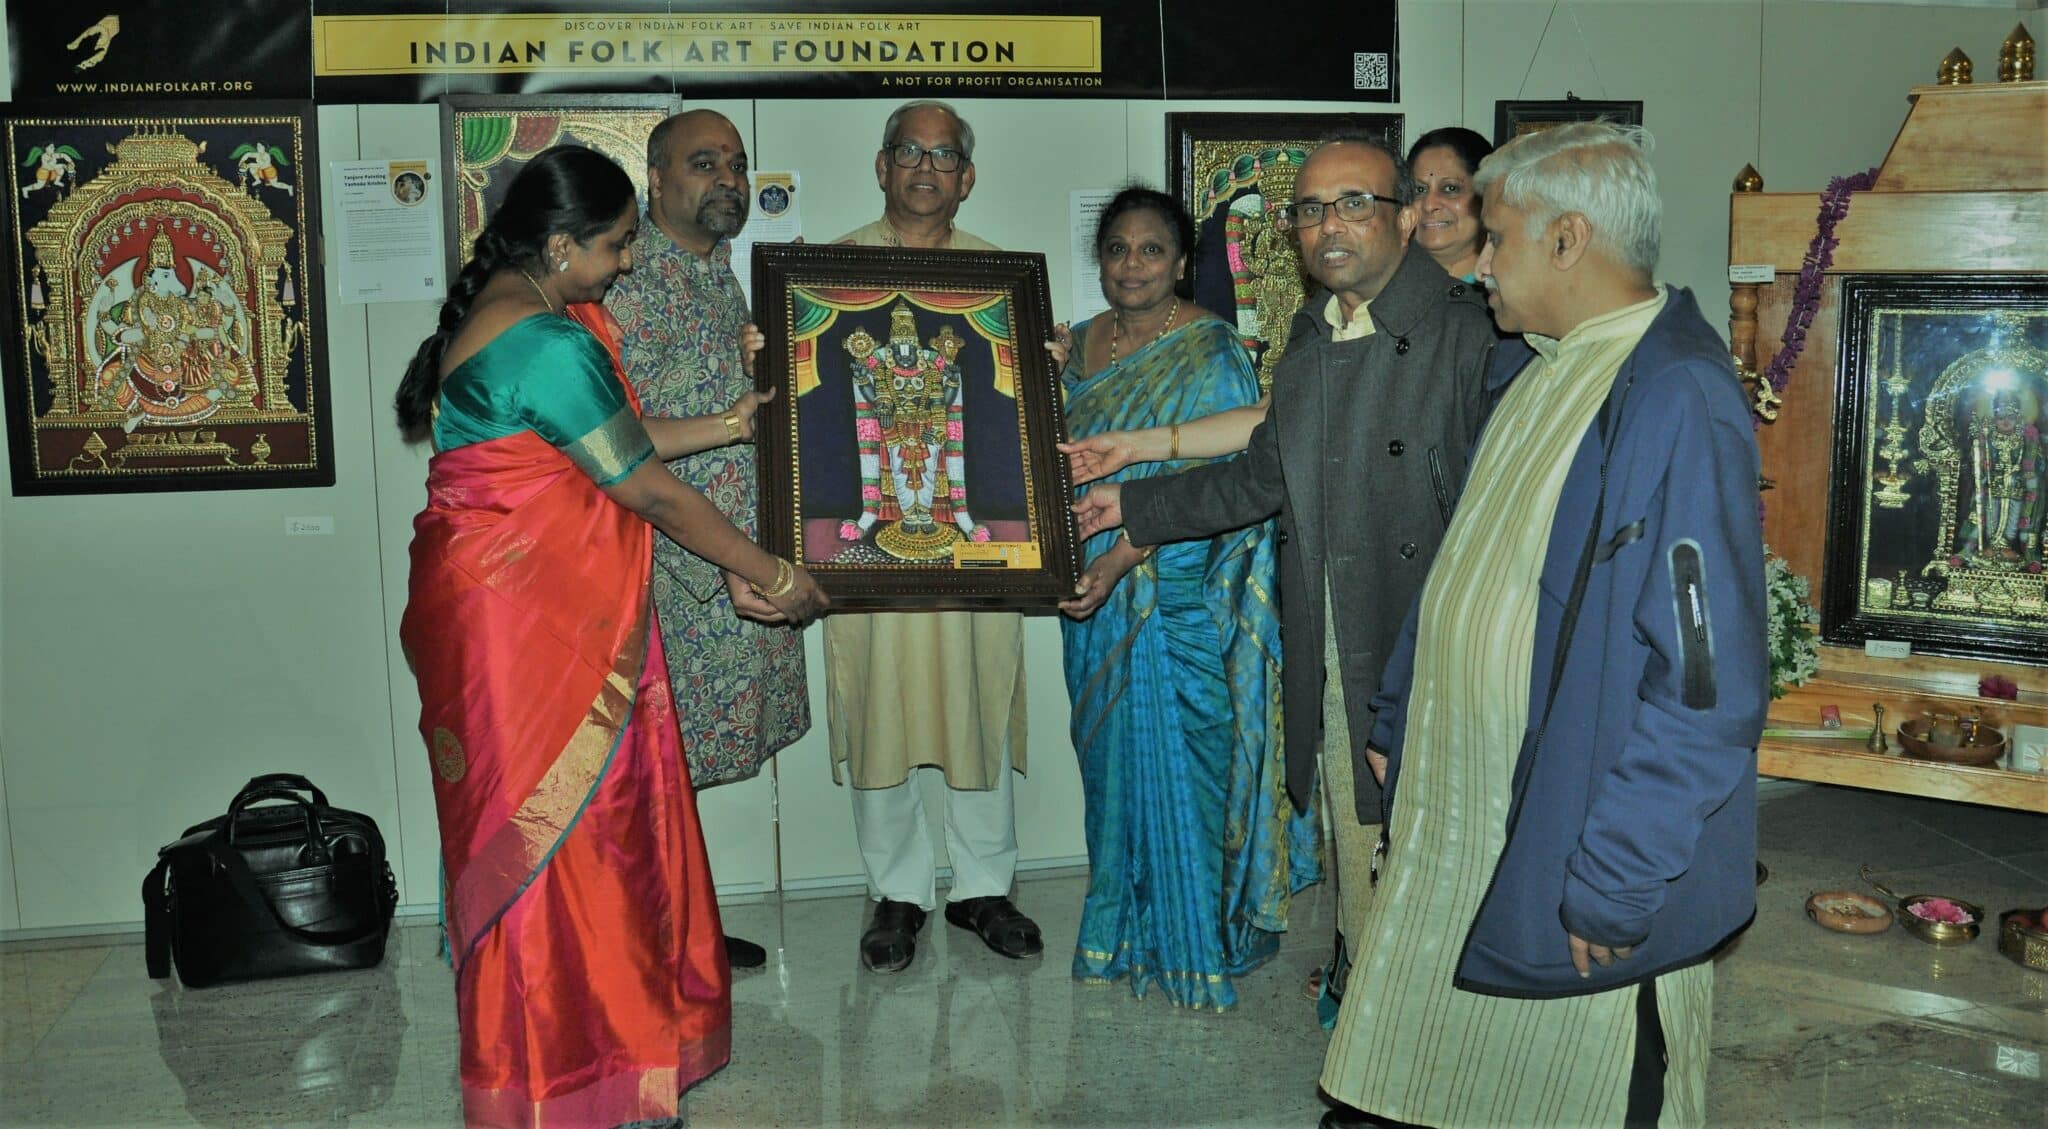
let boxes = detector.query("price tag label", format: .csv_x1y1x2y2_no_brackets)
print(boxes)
953,541,1043,569
1729,264,1777,284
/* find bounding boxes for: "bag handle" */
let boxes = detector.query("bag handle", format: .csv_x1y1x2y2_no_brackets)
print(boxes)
234,773,328,808
224,788,329,863
142,858,173,979
197,835,391,949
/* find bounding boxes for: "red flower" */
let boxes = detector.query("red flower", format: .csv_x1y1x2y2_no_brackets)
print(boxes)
1980,674,2019,700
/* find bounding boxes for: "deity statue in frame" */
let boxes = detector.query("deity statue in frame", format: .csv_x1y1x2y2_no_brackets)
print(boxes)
1823,273,2048,665
752,243,1080,611
2,102,330,494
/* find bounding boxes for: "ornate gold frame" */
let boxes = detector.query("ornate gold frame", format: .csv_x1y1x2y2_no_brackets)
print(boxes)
751,243,1080,611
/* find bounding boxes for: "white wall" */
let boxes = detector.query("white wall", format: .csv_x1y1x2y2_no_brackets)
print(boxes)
3,0,2040,932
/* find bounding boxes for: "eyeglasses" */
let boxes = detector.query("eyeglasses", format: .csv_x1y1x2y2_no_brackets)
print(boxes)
884,141,967,173
1277,192,1396,231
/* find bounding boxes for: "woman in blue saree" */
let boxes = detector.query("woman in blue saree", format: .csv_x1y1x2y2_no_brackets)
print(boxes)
1055,187,1318,1011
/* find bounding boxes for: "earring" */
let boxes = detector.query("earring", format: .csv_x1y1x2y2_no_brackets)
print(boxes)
555,260,569,272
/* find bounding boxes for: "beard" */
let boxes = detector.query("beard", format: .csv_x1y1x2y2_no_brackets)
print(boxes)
696,190,747,236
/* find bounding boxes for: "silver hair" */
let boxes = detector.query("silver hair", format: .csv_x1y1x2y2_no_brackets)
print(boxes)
882,99,975,161
1472,121,1661,277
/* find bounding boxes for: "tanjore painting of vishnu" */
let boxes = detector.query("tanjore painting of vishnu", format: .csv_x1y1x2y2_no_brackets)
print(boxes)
1168,112,1402,391
1822,274,2048,665
1,102,329,494
751,243,1080,611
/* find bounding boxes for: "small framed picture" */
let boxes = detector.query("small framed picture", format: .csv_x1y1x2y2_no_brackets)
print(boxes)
1492,99,1644,146
750,243,1081,611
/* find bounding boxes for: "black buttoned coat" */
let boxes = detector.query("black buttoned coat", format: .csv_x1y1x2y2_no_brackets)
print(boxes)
1122,243,1497,821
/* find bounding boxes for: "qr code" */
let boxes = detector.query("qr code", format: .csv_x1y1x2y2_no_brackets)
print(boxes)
1353,52,1390,91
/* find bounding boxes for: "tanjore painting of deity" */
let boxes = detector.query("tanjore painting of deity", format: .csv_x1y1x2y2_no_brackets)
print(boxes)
1168,112,1402,391
1823,274,2048,665
440,95,678,278
1,103,329,494
752,244,1080,611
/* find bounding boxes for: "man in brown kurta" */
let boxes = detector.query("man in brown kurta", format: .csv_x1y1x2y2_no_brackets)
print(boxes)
829,101,1040,973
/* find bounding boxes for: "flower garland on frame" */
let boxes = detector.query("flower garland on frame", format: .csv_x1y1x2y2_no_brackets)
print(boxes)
1751,166,1881,423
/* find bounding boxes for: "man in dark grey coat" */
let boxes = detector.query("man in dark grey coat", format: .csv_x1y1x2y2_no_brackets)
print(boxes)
1070,135,1497,995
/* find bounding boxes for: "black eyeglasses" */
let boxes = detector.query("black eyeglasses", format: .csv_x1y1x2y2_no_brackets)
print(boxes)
884,141,967,173
1277,192,1396,231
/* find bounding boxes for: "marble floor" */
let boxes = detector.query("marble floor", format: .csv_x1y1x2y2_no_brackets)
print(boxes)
1,784,2043,1128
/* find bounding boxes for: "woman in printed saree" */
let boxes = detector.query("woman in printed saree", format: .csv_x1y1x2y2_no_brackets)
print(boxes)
394,146,826,1128
1055,187,1318,1011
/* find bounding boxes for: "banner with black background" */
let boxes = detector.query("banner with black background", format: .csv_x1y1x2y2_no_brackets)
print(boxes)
8,2,1398,103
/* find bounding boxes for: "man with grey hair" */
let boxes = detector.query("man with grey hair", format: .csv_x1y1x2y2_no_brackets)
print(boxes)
606,108,805,970
827,100,1042,974
1318,122,1765,1128
1070,132,1498,1017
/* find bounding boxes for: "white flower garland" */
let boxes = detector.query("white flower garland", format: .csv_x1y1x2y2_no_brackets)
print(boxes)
1765,547,1821,699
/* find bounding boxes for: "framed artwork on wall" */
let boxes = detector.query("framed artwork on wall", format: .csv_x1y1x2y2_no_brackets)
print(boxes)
1166,111,1403,391
1821,273,2048,666
1,101,331,495
1491,98,1643,146
750,243,1080,611
439,94,678,278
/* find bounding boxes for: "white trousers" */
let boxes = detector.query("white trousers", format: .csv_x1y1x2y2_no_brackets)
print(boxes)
850,755,1018,911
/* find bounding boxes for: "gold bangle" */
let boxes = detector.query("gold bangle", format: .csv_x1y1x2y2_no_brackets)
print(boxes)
751,557,796,599
720,410,744,443
1119,528,1155,560
1168,422,1181,461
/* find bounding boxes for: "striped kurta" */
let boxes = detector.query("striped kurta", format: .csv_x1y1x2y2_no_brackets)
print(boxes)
1320,288,1712,1128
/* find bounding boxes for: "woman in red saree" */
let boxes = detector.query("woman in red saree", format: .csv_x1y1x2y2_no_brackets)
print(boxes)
395,146,826,1128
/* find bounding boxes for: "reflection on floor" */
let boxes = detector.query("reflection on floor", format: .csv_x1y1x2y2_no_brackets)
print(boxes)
2,784,2043,1127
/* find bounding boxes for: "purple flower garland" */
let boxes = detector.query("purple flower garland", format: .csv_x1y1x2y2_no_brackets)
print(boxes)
1756,166,1881,411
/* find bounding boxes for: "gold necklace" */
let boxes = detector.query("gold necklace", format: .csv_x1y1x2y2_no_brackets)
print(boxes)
1109,296,1178,366
522,270,556,314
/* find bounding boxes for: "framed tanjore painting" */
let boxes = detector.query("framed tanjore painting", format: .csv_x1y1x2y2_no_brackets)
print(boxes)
439,94,678,277
1822,274,2048,665
1167,112,1403,391
1,101,330,494
751,243,1080,611
1492,99,1643,146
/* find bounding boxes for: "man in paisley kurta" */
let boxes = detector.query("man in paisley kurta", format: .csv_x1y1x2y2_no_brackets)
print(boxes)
607,109,810,966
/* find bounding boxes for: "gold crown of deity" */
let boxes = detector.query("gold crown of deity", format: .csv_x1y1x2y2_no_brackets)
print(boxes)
889,301,919,345
148,224,176,269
